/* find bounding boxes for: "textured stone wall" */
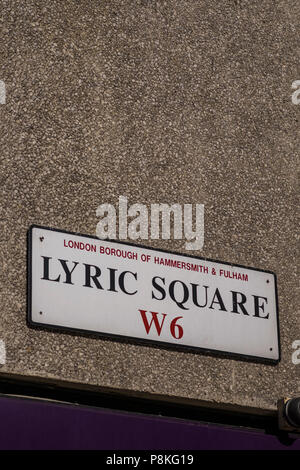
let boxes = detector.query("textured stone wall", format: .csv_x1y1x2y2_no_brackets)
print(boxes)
0,0,299,412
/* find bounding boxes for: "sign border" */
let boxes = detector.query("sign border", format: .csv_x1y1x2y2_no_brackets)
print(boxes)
27,225,281,365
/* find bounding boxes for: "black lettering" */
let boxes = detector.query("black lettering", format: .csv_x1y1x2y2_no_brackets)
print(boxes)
108,268,118,292
253,295,269,319
58,259,79,285
119,271,137,295
83,263,103,289
209,288,227,311
169,280,189,310
231,290,249,315
191,284,209,308
41,256,60,282
152,276,166,301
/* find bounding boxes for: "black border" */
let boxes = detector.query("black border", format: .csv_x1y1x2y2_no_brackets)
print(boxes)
27,224,281,365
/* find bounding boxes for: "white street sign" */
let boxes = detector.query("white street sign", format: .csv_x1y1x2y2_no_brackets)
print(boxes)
27,226,280,362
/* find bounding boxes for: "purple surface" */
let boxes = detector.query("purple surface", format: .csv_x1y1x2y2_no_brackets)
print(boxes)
0,395,299,450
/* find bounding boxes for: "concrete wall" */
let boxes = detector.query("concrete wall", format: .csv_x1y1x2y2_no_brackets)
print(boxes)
0,0,299,413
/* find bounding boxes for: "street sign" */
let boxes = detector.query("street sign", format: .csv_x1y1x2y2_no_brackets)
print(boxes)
27,226,280,363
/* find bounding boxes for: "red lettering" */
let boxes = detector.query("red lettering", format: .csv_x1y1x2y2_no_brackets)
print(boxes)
138,310,185,340
170,316,184,339
139,309,167,336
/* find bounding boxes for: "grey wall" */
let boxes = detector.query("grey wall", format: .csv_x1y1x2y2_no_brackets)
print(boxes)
0,0,299,413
